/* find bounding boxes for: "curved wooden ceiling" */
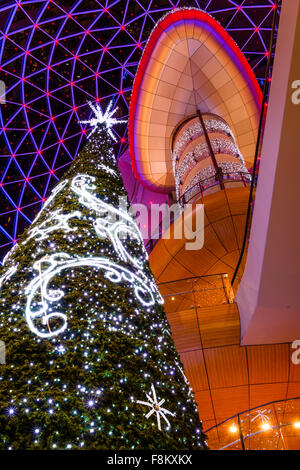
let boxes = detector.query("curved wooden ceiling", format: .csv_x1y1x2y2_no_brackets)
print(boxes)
149,187,249,284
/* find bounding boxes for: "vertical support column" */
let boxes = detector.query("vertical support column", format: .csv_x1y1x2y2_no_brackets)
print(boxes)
237,413,246,450
197,109,225,190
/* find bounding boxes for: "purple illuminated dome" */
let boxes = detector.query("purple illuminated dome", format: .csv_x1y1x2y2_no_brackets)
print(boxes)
0,0,280,260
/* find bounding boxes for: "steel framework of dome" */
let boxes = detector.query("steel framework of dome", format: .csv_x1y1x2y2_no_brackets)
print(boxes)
0,0,280,260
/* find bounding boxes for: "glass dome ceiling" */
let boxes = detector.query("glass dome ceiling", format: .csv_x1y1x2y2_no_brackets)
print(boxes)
0,0,280,260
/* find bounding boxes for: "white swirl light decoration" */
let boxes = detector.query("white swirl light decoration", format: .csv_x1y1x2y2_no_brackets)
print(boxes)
0,264,18,289
93,218,145,271
71,174,149,269
0,181,70,268
25,253,164,339
34,180,69,224
23,210,82,244
71,174,130,221
2,243,18,266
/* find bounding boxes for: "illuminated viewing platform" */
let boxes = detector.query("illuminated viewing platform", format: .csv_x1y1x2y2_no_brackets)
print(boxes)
129,9,261,195
172,112,250,204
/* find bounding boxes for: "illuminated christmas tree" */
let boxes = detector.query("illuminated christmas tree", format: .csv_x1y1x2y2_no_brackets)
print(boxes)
0,102,207,450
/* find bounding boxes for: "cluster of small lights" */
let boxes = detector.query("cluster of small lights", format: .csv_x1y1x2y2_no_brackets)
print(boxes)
176,138,246,181
172,115,249,201
0,1,280,260
173,117,235,163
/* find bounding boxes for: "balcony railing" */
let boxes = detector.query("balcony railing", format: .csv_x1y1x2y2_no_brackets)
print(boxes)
179,170,251,205
158,273,234,313
145,171,252,253
204,397,300,450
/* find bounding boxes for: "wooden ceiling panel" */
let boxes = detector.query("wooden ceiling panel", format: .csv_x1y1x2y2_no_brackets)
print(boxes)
194,390,215,423
149,188,250,286
212,217,238,253
197,303,240,348
249,383,288,409
204,345,248,389
167,308,202,352
180,349,209,392
204,259,234,277
221,250,240,270
159,233,185,257
283,437,300,450
247,344,289,384
174,246,219,275
156,257,193,283
148,241,173,278
225,187,250,215
286,381,300,398
211,385,249,422
204,190,231,223
288,356,300,383
203,224,227,259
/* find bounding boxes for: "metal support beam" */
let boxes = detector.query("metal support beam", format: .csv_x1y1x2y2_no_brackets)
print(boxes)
197,108,224,189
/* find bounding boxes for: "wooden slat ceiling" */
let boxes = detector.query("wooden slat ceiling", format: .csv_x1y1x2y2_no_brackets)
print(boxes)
165,301,298,439
149,185,299,448
150,187,251,286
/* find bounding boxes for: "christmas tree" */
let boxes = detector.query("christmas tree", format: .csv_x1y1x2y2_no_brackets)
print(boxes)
0,102,207,450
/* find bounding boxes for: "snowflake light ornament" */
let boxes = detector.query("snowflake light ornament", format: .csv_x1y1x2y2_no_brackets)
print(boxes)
251,409,270,424
80,100,127,141
136,384,175,431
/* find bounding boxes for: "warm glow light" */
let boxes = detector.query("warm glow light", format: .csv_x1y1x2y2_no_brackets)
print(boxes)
171,296,175,301
229,423,238,433
261,422,271,431
294,422,300,429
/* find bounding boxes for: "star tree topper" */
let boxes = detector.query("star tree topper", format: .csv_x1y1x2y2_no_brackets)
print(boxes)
80,100,127,141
